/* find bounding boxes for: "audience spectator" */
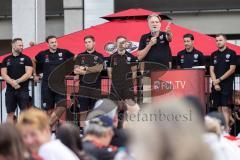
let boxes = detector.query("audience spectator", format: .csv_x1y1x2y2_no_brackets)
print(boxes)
128,98,213,160
56,123,95,160
83,115,117,160
0,123,35,160
17,108,79,160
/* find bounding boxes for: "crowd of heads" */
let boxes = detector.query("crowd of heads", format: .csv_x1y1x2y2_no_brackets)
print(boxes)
0,96,240,160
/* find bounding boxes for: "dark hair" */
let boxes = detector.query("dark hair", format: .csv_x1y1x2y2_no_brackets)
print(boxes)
207,111,226,128
56,123,93,160
84,35,95,42
45,35,57,43
216,34,227,40
116,36,127,42
0,123,28,160
183,96,204,121
12,38,22,44
183,34,194,41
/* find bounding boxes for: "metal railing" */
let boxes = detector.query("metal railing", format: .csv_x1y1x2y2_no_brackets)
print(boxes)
1,75,240,127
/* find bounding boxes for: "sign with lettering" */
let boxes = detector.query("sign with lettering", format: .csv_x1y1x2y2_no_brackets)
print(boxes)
151,69,205,111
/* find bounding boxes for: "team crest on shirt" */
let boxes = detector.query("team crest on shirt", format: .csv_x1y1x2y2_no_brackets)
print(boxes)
81,59,85,64
113,58,117,66
159,35,164,40
45,55,49,62
6,59,11,66
213,56,217,64
127,57,131,64
180,55,184,63
146,38,150,45
81,56,86,65
42,103,47,109
7,59,11,66
226,54,230,59
58,52,63,57
214,57,217,64
19,57,25,64
94,56,98,61
194,54,199,59
193,54,199,62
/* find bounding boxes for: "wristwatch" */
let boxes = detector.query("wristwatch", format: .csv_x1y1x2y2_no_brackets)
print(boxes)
16,79,20,84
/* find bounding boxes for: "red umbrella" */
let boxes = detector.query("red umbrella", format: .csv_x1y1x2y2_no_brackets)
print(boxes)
101,8,171,20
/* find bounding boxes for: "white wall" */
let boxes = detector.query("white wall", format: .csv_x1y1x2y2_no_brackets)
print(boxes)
12,0,46,46
84,0,114,28
46,17,64,37
63,0,84,34
0,19,12,40
169,11,240,34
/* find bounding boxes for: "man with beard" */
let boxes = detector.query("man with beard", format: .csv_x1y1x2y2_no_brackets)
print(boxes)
210,34,237,132
1,38,33,123
33,35,74,126
108,36,138,127
74,35,104,113
177,34,205,68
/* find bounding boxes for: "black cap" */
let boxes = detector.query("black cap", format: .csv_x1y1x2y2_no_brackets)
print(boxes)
207,111,226,128
89,115,113,128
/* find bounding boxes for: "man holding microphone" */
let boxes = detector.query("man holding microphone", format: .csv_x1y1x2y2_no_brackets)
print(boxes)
138,14,173,70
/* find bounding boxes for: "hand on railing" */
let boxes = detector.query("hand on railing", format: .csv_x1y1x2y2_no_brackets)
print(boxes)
33,75,40,82
33,75,40,86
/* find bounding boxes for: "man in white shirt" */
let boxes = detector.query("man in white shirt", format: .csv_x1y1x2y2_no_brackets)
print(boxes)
38,139,79,160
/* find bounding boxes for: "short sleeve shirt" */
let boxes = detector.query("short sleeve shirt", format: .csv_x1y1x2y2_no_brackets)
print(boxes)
2,53,33,91
177,48,205,68
138,31,172,67
35,48,74,81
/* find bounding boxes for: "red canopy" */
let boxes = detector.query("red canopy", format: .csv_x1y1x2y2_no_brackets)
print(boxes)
101,8,171,20
1,8,240,62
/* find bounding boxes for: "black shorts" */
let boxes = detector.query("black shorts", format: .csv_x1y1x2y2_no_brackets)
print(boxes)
77,85,101,112
5,90,30,113
211,90,232,107
110,83,134,101
41,81,65,110
78,97,96,112
211,81,233,107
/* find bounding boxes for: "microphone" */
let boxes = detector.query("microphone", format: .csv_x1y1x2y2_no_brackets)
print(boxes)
151,27,159,37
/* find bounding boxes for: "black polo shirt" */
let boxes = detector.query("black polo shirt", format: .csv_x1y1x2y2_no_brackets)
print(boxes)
210,47,237,84
138,31,172,67
2,53,33,91
75,51,104,87
35,48,74,81
177,48,205,68
109,51,138,86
